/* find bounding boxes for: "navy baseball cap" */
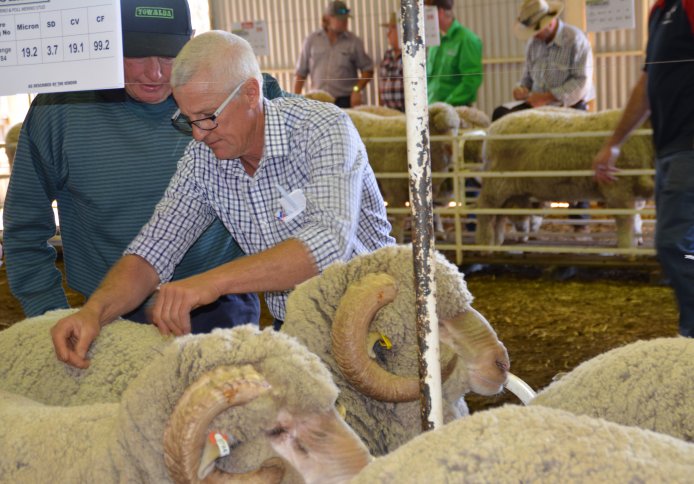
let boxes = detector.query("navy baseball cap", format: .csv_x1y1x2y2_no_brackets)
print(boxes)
121,0,193,58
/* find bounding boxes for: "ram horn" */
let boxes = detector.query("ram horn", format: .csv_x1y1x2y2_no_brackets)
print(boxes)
439,307,510,396
164,365,285,484
332,273,457,403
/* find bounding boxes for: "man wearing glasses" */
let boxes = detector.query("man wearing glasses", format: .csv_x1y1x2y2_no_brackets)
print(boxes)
4,0,287,339
51,30,394,368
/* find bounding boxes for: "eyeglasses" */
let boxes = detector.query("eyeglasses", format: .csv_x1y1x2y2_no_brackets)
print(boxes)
171,79,246,135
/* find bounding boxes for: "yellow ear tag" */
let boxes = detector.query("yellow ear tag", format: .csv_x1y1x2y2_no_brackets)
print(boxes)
378,333,392,350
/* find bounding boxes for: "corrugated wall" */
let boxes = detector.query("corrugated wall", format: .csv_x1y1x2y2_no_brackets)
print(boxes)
210,0,654,115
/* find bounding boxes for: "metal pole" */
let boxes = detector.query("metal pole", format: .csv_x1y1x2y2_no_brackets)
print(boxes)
400,0,443,431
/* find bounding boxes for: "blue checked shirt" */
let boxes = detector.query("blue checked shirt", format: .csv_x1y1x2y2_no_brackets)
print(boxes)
519,20,595,107
125,97,394,320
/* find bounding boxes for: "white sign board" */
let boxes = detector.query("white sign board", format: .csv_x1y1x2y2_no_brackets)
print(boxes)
586,0,636,32
424,6,440,46
0,0,123,96
230,20,269,56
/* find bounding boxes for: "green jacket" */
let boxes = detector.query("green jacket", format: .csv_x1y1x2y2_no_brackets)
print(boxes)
426,19,483,106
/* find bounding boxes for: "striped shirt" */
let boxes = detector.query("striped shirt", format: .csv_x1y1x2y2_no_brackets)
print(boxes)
378,48,405,112
3,75,286,318
126,97,394,320
519,20,595,107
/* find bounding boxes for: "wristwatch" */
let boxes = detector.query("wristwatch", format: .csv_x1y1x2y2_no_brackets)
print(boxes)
352,85,360,93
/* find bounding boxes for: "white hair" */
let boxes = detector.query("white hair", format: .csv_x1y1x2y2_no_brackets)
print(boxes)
171,30,263,96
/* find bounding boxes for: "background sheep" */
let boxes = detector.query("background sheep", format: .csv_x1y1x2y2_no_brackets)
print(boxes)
345,103,460,241
0,322,351,483
268,405,694,483
302,89,335,103
281,245,510,456
0,309,167,406
531,337,694,442
477,108,653,248
339,406,694,483
350,104,403,117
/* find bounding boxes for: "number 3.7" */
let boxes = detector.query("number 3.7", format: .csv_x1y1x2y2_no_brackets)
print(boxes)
46,45,58,56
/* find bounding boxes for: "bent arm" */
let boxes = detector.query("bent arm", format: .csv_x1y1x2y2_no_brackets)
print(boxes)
51,254,159,368
81,254,160,325
3,112,68,316
446,36,483,106
294,74,307,95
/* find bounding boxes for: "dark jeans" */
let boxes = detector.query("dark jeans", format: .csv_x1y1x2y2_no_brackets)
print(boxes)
124,293,260,334
654,150,694,337
334,95,351,108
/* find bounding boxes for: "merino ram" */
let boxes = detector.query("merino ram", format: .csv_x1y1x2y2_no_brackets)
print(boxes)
270,405,694,483
281,244,510,456
477,108,654,248
0,318,359,483
531,337,694,442
0,309,167,405
345,103,460,241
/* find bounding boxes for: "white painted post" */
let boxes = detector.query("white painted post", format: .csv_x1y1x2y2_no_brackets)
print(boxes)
400,0,443,431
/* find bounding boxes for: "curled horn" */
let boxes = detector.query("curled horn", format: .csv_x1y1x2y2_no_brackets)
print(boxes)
164,365,285,484
331,273,458,403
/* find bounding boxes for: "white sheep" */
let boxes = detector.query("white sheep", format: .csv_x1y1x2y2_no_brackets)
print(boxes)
302,89,336,104
0,309,168,405
350,104,403,117
531,337,694,442
477,107,654,248
0,322,354,483
281,244,510,456
345,103,460,241
270,405,694,484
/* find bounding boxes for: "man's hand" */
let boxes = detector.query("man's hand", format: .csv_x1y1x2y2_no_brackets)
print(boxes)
527,91,556,107
593,144,621,184
513,86,529,101
150,275,222,336
51,308,102,369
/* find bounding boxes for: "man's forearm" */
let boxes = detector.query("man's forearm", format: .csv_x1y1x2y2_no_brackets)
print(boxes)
293,75,307,94
356,71,373,91
606,73,651,149
201,238,318,296
83,254,160,326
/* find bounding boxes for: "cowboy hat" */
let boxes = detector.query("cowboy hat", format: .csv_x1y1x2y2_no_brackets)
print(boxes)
513,0,563,40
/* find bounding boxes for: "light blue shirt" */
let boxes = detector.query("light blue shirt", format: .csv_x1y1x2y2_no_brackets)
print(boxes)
126,97,394,319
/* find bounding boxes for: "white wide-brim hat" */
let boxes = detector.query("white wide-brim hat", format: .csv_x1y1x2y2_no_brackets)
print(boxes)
513,0,563,40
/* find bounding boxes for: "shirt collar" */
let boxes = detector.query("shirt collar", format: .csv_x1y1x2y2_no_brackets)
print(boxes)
441,19,462,39
548,19,566,47
261,98,290,160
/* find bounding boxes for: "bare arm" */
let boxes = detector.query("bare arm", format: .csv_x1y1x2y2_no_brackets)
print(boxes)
593,72,651,183
350,70,373,107
51,255,159,368
152,238,318,332
294,74,307,94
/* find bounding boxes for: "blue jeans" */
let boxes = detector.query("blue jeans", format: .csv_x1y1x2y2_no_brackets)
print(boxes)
655,150,694,337
124,293,260,334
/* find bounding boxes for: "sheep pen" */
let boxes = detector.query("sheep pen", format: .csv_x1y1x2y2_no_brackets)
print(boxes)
477,107,654,248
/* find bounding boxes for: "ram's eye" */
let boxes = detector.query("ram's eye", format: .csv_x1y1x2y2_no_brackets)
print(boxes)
267,426,287,437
